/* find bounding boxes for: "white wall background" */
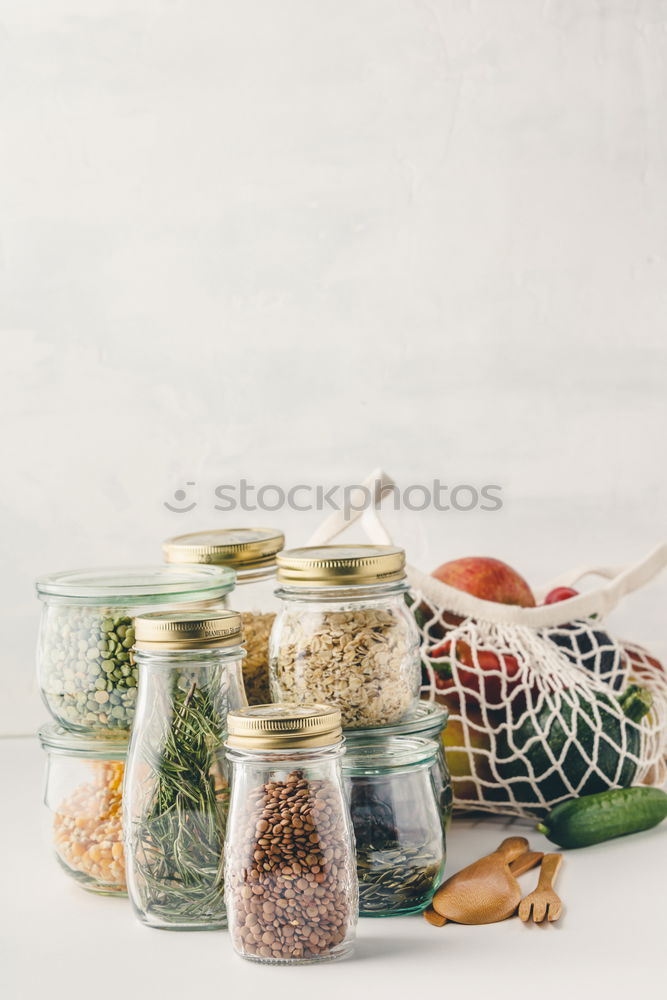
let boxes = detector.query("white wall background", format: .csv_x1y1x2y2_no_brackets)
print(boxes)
1,0,665,735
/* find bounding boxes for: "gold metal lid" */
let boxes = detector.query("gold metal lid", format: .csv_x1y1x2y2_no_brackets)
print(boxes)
276,545,406,586
163,528,285,569
226,703,342,749
134,610,243,650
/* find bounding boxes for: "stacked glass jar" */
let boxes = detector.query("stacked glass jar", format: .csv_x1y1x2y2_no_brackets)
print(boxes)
163,527,284,706
35,565,236,895
268,545,450,917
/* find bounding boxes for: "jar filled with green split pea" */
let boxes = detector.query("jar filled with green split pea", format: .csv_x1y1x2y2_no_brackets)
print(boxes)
163,527,284,705
36,565,235,734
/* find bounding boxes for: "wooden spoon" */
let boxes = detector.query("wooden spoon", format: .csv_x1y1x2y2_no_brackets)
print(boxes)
428,836,529,925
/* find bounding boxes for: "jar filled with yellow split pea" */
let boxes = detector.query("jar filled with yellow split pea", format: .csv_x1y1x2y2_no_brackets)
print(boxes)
39,724,128,895
163,528,284,705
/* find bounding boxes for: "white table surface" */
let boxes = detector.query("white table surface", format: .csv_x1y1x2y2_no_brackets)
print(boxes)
3,736,665,1000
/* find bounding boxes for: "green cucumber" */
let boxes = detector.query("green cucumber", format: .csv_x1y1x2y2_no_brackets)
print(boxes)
537,786,667,848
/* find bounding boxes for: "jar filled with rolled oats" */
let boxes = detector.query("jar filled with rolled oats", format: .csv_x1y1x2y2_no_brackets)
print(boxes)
269,546,421,729
163,527,285,705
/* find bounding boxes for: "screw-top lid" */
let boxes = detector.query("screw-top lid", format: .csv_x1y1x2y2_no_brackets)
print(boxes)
276,545,406,586
226,703,342,749
35,565,235,605
163,528,285,569
134,610,243,650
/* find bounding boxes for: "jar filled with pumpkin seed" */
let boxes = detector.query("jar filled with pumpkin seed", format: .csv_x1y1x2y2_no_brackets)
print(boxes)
36,565,235,734
163,528,284,705
344,701,452,829
342,735,446,917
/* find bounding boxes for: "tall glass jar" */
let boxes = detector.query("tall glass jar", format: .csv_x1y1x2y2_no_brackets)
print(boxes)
270,546,420,728
124,610,245,930
344,701,452,828
39,724,128,895
225,704,358,964
36,565,235,734
342,736,446,917
163,527,284,706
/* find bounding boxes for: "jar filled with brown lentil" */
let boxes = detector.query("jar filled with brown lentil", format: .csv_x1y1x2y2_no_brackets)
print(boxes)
224,704,358,964
163,527,284,706
270,546,421,728
39,724,128,895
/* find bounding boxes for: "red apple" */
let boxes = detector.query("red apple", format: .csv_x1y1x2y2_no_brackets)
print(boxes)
430,638,522,707
544,586,579,604
432,556,536,607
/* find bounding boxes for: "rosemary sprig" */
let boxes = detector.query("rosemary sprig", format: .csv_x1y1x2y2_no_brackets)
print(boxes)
133,674,229,923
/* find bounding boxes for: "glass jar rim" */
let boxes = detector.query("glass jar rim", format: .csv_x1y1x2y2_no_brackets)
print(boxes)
344,701,448,740
38,723,128,758
133,644,246,661
35,564,236,605
275,579,409,601
234,563,277,583
225,742,344,762
342,735,439,771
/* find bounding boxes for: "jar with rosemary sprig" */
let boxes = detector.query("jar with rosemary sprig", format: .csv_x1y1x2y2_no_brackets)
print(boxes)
123,610,246,930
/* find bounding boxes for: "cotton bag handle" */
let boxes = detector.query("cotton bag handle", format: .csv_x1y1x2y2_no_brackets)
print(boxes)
307,469,667,628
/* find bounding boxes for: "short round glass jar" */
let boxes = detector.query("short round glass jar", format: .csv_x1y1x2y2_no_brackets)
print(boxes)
124,610,245,931
225,704,358,964
344,701,453,828
36,565,235,735
39,724,128,896
270,546,421,729
342,736,446,917
163,527,285,706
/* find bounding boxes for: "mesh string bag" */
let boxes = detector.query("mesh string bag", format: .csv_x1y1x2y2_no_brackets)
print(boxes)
308,471,667,820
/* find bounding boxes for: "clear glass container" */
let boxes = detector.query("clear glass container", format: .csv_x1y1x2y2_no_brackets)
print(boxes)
39,724,128,895
342,736,446,917
224,704,358,964
163,527,284,706
36,565,235,735
270,546,421,729
123,611,244,930
344,701,452,828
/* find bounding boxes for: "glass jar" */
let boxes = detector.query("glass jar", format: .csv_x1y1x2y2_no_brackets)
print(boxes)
39,724,128,895
224,704,358,964
270,546,421,728
342,736,446,917
124,610,244,930
36,565,235,735
163,527,284,706
345,701,452,828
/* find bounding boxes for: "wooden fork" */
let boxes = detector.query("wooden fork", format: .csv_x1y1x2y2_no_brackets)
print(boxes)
518,853,563,923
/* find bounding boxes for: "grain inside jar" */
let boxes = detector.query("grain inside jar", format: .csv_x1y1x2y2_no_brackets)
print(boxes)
163,527,284,706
